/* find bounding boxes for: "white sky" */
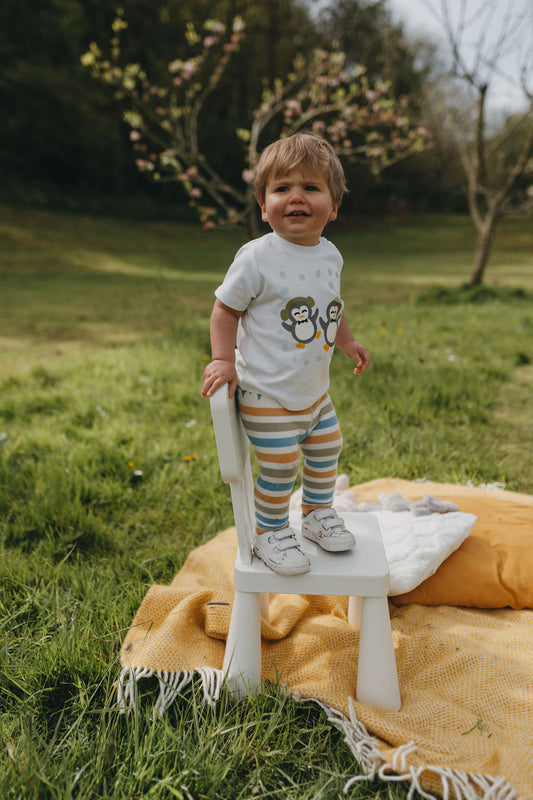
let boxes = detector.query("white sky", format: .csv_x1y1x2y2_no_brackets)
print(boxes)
386,0,533,111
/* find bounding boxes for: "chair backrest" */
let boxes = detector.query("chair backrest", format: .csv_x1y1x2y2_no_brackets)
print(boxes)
210,386,256,564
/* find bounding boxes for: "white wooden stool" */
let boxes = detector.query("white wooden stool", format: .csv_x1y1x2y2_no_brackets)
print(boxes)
210,385,401,710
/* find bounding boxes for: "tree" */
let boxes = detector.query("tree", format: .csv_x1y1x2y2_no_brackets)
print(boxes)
317,0,428,98
82,10,429,237
427,0,533,286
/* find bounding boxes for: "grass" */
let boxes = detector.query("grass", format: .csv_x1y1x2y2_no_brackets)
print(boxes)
0,207,532,799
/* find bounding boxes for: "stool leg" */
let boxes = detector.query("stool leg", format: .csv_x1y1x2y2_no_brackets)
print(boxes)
223,589,262,700
356,596,401,711
259,592,270,622
348,596,362,629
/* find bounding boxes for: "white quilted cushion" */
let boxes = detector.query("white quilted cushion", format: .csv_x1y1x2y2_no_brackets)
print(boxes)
373,509,476,595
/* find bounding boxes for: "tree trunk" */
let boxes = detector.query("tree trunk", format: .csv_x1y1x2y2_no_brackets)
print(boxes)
469,212,498,287
245,203,260,240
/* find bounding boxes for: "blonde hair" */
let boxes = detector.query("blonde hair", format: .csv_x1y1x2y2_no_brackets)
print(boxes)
254,132,347,206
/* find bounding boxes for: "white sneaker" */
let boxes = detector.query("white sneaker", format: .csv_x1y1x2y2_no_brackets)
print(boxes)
254,527,311,575
301,508,356,552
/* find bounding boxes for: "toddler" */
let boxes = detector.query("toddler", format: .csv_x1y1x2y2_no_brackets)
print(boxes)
202,132,370,575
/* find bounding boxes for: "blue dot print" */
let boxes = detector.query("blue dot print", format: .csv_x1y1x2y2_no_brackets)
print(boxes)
280,271,286,279
281,286,289,296
299,274,305,281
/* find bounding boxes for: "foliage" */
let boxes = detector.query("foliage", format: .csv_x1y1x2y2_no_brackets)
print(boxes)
317,0,429,98
82,9,430,235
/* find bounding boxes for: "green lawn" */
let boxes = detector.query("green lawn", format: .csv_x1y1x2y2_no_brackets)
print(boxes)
0,207,532,799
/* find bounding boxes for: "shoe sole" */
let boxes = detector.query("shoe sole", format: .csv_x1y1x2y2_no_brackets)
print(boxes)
301,528,356,552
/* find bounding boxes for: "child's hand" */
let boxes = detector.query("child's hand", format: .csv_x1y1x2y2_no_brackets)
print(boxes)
202,359,238,399
344,341,371,375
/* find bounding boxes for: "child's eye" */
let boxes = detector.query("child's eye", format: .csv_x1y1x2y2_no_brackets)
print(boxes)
305,185,319,191
273,186,288,192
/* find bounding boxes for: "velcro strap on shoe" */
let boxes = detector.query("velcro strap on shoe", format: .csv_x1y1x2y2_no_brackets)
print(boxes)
313,508,346,532
271,528,299,551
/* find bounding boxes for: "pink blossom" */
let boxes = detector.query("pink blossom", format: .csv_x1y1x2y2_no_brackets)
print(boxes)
129,130,142,141
205,20,225,34
241,169,254,184
181,61,196,80
190,187,202,198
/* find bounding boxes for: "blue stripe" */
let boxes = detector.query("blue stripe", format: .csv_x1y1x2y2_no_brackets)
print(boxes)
247,434,299,449
256,512,289,530
314,415,339,431
257,476,294,493
304,458,338,469
303,490,334,503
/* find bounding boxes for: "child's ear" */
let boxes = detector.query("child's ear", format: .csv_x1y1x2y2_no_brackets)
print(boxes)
329,203,339,221
258,199,268,222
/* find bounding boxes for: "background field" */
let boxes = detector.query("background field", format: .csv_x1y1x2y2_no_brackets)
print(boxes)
1,208,532,799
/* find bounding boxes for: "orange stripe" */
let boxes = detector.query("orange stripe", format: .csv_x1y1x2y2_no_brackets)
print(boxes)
239,404,306,418
304,431,342,445
301,503,331,515
302,467,338,479
254,450,300,464
255,489,292,505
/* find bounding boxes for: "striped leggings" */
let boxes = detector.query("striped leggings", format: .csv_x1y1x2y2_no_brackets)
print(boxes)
237,387,343,532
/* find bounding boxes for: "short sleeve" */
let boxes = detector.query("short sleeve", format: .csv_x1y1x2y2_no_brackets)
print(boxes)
215,242,262,312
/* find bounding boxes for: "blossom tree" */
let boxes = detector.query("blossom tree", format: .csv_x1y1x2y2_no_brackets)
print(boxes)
82,10,429,238
426,0,533,286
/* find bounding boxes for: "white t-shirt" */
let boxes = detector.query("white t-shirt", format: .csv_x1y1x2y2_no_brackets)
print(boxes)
215,232,344,410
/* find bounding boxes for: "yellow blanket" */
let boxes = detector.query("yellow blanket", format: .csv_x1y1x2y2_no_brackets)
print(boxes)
120,480,533,800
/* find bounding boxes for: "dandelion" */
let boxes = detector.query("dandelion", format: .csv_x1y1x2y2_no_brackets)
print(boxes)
183,455,197,462
396,326,404,334
128,461,135,468
380,327,387,335
203,354,210,361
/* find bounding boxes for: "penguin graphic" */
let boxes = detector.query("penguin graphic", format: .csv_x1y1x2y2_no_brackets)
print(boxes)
280,297,320,348
319,299,342,351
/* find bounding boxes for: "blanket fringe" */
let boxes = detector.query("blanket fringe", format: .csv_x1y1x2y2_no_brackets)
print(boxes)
310,698,518,800
116,666,225,715
116,671,519,800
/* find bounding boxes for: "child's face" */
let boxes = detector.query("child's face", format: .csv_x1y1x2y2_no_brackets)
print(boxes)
258,167,339,246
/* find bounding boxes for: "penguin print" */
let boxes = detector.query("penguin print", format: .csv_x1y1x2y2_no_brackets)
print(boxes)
319,299,342,351
280,297,320,348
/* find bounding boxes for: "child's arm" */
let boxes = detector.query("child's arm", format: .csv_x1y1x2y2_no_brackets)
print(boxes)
202,299,243,399
335,316,371,375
